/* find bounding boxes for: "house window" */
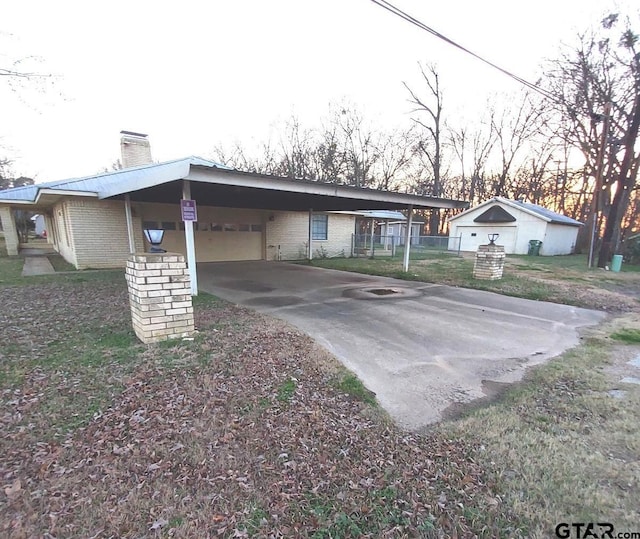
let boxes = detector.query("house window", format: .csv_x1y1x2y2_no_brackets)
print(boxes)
143,220,158,229
312,214,328,240
251,224,263,232
161,221,176,230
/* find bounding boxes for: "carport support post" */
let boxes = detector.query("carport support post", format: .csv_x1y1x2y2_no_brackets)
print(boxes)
370,218,375,258
124,194,135,254
182,180,198,296
402,205,414,272
308,208,313,260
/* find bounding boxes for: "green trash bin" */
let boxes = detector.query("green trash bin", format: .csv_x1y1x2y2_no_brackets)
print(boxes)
528,240,542,256
611,254,623,272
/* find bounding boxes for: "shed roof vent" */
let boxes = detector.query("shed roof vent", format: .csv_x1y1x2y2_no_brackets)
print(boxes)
473,206,516,223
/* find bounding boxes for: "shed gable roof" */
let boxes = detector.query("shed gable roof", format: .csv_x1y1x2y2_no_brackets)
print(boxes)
449,197,582,227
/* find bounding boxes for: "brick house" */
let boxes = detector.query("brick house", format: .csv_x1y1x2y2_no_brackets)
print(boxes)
0,132,467,271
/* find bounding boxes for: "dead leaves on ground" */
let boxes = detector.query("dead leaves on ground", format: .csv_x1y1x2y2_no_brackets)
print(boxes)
1,280,514,538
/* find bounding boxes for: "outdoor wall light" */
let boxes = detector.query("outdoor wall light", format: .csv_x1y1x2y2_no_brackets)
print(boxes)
144,229,166,253
488,233,500,245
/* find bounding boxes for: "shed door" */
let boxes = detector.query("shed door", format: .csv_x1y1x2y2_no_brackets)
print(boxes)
457,226,517,253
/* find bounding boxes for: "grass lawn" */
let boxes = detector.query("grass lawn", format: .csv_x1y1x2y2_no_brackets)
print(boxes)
308,253,640,313
1,242,639,537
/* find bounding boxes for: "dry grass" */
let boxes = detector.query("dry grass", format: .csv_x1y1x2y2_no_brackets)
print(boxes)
1,243,639,537
442,316,640,538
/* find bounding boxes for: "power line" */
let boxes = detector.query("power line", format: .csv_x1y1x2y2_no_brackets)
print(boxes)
369,0,559,102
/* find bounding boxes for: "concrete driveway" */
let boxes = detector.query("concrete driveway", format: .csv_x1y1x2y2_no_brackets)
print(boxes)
198,261,605,430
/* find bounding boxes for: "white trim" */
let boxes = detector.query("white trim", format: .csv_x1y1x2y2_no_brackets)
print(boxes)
0,199,33,205
35,189,99,203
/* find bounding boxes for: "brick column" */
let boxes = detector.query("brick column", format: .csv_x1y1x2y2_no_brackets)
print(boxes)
125,253,195,344
473,243,506,280
0,206,19,256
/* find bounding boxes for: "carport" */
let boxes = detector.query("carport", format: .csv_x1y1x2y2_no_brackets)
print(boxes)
0,155,467,289
109,162,469,294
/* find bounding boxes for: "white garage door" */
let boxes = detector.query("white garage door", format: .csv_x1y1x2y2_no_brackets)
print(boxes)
458,226,517,253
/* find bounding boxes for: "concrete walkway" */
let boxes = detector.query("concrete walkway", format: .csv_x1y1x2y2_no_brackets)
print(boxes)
198,261,606,431
22,256,55,276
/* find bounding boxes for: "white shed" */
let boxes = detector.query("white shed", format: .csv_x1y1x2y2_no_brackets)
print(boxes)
449,197,582,255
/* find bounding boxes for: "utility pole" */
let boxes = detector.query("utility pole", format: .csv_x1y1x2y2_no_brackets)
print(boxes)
587,102,612,269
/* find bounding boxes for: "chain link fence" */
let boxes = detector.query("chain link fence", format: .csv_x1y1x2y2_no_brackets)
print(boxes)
352,234,461,259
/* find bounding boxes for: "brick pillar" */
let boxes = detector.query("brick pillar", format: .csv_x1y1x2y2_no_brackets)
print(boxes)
125,253,195,344
0,206,19,256
473,243,506,280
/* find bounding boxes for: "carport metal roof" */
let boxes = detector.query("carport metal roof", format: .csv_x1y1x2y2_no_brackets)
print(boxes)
0,157,468,212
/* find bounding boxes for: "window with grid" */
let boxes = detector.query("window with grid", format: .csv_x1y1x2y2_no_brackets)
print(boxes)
311,214,328,240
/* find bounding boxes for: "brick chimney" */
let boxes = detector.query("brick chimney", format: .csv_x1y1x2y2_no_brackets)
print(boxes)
120,131,153,168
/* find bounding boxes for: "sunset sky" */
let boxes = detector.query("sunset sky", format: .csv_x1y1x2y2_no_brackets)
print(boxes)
1,0,635,183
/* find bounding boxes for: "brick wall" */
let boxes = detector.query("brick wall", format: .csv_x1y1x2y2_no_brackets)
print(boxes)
266,211,355,260
51,201,77,266
63,199,145,269
0,206,19,256
120,134,153,168
125,253,195,344
473,244,506,280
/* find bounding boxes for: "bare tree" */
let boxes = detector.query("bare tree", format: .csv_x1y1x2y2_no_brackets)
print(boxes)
213,139,279,174
310,120,346,183
448,116,495,206
489,91,545,198
275,117,317,179
543,13,640,265
333,105,380,188
373,128,414,191
404,63,446,234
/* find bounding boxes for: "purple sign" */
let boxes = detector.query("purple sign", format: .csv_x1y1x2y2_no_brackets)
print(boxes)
181,199,198,222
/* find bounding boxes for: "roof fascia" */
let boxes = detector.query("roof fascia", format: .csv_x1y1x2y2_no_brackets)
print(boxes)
187,167,467,210
35,189,99,203
98,160,193,199
0,199,34,205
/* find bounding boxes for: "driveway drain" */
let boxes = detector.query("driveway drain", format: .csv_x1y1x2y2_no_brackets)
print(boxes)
343,286,422,300
369,288,398,296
